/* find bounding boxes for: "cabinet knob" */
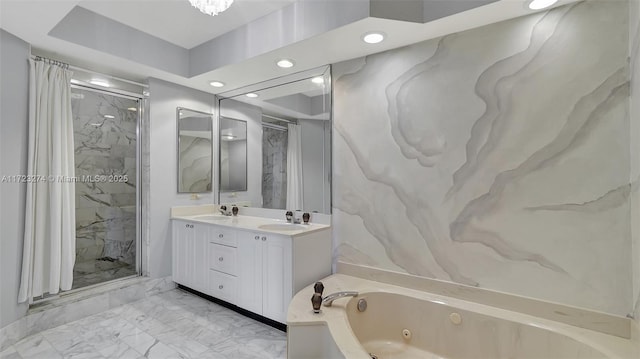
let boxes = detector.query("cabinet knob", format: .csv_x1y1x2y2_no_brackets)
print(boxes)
254,235,260,240
218,257,224,261
190,225,194,228
185,224,189,228
262,236,267,241
218,285,224,290
218,234,224,238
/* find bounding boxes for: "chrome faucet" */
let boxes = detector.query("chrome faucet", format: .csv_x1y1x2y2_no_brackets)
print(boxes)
286,210,303,224
322,291,358,307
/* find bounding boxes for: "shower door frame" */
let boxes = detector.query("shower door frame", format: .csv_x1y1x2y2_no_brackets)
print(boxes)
69,83,145,286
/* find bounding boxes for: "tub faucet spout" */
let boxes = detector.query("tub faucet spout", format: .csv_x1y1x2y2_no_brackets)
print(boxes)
322,291,358,307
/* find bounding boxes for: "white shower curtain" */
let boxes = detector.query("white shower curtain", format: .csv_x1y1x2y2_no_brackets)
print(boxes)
18,59,75,303
286,123,303,211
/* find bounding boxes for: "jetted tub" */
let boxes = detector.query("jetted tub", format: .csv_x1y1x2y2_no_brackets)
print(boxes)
287,274,636,359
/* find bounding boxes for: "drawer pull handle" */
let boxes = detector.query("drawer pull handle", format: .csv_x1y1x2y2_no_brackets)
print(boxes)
218,257,224,261
218,285,224,290
262,236,267,241
254,235,260,240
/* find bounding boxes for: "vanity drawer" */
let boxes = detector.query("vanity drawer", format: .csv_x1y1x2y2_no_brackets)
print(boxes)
209,243,237,275
210,227,237,247
209,270,236,304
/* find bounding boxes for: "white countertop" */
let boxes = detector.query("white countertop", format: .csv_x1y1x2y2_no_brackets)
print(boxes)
171,209,330,237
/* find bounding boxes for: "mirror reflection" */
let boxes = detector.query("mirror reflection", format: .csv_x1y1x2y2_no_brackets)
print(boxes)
218,66,331,214
177,107,213,193
220,117,248,192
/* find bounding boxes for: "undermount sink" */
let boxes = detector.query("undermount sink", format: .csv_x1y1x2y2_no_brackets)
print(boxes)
193,214,230,221
258,223,308,231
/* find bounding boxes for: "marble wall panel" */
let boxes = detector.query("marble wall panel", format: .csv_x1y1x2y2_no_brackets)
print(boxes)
71,89,138,266
333,0,632,316
262,126,288,209
178,135,212,192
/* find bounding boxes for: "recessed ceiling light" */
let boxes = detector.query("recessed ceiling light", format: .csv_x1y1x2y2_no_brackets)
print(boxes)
209,81,225,88
311,76,324,84
89,78,110,87
276,59,295,68
127,107,137,112
246,93,259,98
362,32,385,44
104,115,115,119
528,0,558,10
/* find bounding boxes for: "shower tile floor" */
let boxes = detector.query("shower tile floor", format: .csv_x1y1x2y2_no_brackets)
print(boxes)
72,259,137,290
1,289,286,359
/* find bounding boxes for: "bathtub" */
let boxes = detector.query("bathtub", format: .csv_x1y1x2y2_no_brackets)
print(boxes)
287,274,637,359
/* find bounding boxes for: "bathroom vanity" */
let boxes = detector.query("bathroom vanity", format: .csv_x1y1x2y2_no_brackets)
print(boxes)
170,205,332,324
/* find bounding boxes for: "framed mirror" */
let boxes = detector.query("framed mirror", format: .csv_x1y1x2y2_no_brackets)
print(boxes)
217,65,331,213
219,117,248,192
177,107,213,193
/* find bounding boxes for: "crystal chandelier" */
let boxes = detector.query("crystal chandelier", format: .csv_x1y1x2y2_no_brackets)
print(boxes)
188,0,234,16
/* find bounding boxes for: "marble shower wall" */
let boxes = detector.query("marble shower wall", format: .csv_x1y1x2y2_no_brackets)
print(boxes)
262,126,288,209
333,0,633,316
72,89,138,266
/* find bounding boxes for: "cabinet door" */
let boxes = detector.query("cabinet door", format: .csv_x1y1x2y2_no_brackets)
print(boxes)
192,223,209,293
236,231,263,314
262,234,292,323
172,220,195,286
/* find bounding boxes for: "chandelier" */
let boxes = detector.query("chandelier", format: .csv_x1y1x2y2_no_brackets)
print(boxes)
188,0,234,16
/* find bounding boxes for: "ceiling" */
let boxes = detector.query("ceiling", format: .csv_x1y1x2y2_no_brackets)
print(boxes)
79,0,296,49
0,0,578,96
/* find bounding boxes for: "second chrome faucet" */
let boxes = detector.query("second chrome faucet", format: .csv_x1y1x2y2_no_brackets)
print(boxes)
322,291,359,307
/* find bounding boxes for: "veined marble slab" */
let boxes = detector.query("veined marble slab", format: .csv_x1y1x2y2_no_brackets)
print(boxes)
332,0,632,316
71,88,138,266
0,276,175,352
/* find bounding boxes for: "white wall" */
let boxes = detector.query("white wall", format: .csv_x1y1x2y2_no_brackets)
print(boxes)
148,78,215,278
219,99,262,207
0,29,30,328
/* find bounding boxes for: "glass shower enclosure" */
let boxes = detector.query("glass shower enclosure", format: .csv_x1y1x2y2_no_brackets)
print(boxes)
70,86,140,289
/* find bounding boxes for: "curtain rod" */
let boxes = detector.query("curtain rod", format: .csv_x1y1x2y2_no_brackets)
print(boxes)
262,114,296,124
262,123,288,131
29,55,149,89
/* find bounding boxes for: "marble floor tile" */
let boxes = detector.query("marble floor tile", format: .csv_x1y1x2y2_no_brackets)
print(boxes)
10,289,286,359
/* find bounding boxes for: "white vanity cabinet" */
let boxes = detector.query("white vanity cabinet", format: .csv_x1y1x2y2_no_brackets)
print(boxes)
172,220,209,293
172,218,331,324
236,231,293,323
